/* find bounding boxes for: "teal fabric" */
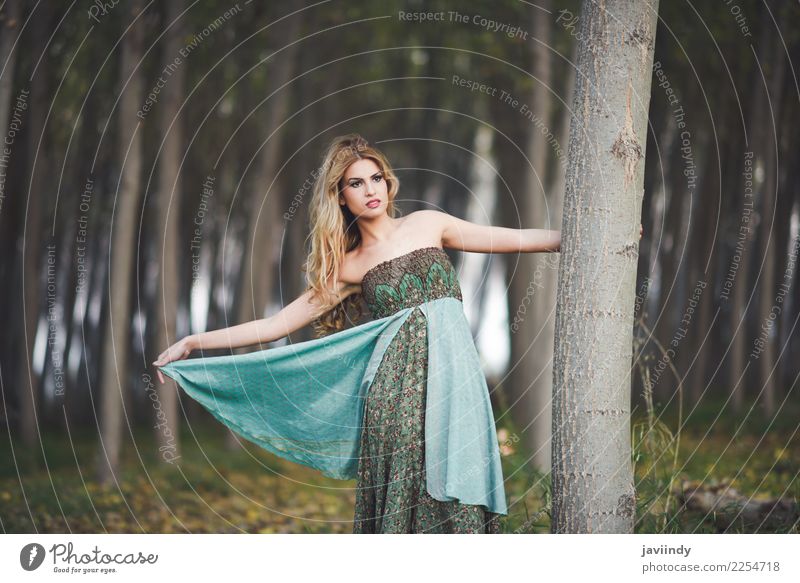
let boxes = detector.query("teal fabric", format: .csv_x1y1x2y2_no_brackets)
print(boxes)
159,296,507,515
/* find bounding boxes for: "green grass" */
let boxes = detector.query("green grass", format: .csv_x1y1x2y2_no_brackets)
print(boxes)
1,397,797,533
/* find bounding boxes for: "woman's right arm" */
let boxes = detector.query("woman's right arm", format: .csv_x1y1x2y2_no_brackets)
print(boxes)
152,279,360,381
195,281,358,350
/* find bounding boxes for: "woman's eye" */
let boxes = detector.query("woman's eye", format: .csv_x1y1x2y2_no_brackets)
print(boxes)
349,175,381,188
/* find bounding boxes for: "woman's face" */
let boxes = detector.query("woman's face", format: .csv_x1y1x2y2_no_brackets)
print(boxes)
339,158,388,218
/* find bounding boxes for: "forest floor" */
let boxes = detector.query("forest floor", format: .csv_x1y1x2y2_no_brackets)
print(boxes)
1,397,797,534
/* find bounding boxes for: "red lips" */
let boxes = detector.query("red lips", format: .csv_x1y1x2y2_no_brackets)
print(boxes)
366,200,380,208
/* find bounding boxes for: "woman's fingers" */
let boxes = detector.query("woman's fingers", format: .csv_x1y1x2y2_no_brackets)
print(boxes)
151,339,190,372
157,369,165,384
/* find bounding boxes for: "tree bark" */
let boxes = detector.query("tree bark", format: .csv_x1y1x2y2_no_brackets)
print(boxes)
506,0,555,473
17,0,52,453
97,1,145,486
551,0,659,533
729,44,768,413
152,0,186,462
0,0,21,139
236,1,302,327
651,117,688,405
685,130,716,406
754,22,787,418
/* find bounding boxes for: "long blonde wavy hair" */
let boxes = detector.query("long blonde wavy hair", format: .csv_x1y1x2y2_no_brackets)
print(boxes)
304,134,400,336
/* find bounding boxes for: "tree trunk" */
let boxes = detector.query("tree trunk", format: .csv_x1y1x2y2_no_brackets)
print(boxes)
530,13,576,473
755,23,787,418
775,85,799,397
236,1,302,327
551,0,659,533
0,0,21,138
97,1,145,486
153,0,186,463
685,131,716,405
729,46,768,413
225,5,303,447
506,0,555,473
17,0,52,454
651,119,688,406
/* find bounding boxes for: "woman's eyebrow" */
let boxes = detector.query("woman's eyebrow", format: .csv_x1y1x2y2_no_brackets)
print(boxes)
347,172,382,183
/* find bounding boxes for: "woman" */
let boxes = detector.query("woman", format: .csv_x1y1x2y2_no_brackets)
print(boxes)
154,133,566,533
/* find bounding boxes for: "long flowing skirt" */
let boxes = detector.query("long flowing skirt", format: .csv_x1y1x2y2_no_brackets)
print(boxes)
353,307,502,533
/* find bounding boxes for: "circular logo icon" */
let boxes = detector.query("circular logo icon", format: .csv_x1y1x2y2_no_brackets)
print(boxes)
20,543,46,571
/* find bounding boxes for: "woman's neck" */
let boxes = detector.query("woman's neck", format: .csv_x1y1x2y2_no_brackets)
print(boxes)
356,214,402,249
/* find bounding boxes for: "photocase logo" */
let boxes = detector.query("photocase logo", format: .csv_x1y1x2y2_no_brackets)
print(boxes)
19,543,46,571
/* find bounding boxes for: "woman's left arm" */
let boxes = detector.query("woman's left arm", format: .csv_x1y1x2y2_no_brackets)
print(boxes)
427,210,643,254
426,210,561,253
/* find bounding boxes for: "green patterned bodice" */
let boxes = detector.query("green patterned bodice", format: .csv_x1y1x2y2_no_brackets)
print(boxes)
360,246,462,319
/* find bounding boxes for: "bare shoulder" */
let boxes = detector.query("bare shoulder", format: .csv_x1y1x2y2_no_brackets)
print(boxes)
399,210,449,244
407,209,448,231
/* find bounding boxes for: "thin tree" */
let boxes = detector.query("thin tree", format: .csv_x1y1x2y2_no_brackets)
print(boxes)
0,0,22,423
506,0,555,473
17,0,52,454
754,12,787,418
729,14,770,413
153,0,186,461
551,0,659,533
97,1,146,486
226,2,302,448
0,0,21,139
236,1,302,328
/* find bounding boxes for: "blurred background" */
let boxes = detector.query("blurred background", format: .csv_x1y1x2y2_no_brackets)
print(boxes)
0,0,798,533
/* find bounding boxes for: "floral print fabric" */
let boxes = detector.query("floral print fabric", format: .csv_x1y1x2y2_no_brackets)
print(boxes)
353,247,502,533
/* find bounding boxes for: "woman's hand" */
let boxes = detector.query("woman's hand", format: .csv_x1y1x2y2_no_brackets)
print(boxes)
640,223,644,240
152,335,196,384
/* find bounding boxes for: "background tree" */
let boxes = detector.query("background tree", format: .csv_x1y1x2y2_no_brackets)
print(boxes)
152,0,187,461
97,0,148,486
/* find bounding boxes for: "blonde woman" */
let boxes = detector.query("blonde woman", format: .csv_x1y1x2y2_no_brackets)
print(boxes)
154,133,564,533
